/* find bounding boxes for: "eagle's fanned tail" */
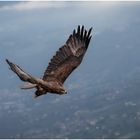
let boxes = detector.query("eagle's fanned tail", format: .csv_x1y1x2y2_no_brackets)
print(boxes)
20,83,37,90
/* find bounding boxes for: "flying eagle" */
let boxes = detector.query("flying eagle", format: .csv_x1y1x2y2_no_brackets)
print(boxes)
6,25,92,98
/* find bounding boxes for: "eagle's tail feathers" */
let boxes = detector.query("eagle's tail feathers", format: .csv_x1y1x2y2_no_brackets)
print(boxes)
20,83,37,89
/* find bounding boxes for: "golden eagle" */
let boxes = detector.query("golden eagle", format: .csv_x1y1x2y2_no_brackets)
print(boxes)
6,25,92,98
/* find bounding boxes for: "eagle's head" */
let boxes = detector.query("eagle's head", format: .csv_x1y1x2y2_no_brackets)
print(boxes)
53,82,67,95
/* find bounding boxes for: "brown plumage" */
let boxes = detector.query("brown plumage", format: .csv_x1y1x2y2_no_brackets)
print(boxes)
6,25,92,98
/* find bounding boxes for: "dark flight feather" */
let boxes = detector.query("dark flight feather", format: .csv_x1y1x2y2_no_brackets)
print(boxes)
43,25,92,84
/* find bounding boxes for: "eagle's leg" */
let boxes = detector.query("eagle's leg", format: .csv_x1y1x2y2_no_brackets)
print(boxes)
34,86,47,98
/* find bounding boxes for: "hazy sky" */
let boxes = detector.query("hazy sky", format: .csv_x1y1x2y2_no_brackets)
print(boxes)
0,1,140,138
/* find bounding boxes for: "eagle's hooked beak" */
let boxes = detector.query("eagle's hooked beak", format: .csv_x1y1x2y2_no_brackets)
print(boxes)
64,90,67,94
62,89,67,94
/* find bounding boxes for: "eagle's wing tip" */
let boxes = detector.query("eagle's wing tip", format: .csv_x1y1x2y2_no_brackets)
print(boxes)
5,58,9,63
5,59,12,67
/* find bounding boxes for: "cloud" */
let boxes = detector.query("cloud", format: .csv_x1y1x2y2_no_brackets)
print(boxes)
0,1,66,11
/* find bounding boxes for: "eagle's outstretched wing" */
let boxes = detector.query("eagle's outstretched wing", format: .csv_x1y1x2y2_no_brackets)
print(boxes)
43,25,92,84
6,59,38,84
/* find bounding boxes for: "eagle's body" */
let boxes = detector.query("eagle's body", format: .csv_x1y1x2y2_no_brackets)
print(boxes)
6,25,92,98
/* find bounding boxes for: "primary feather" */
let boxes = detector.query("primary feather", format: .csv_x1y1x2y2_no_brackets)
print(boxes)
43,25,92,84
